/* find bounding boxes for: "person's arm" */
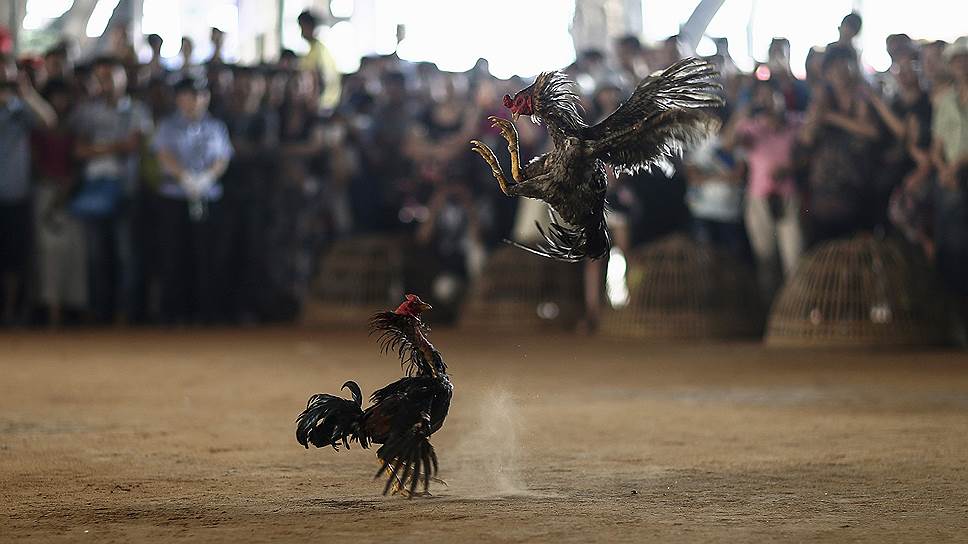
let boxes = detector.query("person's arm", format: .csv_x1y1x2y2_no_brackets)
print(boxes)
906,115,931,168
415,188,447,245
718,103,750,151
867,92,905,140
281,123,326,157
156,147,187,180
318,43,342,111
206,122,233,180
205,157,229,180
17,72,56,130
799,88,826,145
822,97,879,139
932,138,958,189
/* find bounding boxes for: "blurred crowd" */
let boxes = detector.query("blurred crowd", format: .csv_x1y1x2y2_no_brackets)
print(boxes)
1,10,967,329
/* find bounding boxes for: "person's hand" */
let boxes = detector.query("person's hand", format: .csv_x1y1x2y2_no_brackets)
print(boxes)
16,71,34,96
114,134,140,154
939,164,959,189
179,172,202,200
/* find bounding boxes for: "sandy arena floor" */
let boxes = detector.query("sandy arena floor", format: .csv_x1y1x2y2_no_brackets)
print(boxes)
1,328,967,542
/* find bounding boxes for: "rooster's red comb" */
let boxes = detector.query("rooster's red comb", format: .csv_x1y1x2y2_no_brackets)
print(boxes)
503,94,514,109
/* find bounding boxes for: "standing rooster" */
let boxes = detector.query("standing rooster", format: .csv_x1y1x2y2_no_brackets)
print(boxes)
471,58,724,261
295,294,452,497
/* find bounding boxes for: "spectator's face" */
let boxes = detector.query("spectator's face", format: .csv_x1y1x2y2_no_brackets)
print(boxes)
824,58,854,87
839,20,859,41
94,64,127,99
44,53,67,76
886,36,911,62
175,89,209,119
895,57,921,90
148,37,163,53
951,54,968,83
299,20,315,41
768,41,790,68
751,84,780,115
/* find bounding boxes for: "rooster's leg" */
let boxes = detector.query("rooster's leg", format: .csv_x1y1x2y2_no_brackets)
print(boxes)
488,116,523,182
470,140,512,195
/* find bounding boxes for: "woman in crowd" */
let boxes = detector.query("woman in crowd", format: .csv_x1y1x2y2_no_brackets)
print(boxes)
801,46,880,243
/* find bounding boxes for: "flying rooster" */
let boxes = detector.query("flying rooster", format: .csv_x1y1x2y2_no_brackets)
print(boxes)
471,58,723,261
295,294,453,497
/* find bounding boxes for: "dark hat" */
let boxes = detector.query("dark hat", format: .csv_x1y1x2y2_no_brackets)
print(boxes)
297,10,320,27
174,77,208,94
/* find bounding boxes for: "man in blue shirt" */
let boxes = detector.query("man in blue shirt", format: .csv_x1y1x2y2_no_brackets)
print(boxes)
70,56,153,324
152,77,232,324
0,59,55,325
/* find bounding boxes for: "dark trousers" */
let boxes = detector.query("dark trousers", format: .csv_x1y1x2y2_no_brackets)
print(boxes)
84,203,146,324
157,197,222,324
0,201,30,322
692,217,748,260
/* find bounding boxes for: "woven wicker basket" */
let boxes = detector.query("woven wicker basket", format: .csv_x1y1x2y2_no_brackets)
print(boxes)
302,236,405,325
460,246,583,331
765,235,948,347
600,234,763,340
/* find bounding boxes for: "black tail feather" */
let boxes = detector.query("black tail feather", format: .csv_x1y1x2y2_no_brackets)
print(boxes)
505,215,610,262
295,381,368,450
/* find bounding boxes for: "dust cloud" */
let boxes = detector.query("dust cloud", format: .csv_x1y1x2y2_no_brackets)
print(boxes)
447,388,531,498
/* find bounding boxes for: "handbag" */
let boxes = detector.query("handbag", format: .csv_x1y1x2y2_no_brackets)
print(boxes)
69,176,123,219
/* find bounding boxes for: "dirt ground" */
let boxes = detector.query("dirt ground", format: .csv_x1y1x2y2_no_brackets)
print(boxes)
1,328,967,543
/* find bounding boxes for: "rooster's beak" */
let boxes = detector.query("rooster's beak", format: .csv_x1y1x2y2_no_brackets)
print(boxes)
511,111,520,122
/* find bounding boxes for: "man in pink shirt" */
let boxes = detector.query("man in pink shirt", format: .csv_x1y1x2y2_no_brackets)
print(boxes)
722,79,807,298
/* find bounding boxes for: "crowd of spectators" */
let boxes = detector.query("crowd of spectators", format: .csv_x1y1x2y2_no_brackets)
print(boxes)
0,11,967,329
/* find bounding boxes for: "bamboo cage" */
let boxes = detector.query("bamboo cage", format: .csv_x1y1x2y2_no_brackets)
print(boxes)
302,236,405,325
460,246,583,331
600,234,763,340
765,235,948,347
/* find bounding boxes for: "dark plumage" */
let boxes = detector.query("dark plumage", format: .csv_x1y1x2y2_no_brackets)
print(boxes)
471,57,724,261
295,295,453,497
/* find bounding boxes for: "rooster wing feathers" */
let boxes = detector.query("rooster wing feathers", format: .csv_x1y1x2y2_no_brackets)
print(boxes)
582,57,724,175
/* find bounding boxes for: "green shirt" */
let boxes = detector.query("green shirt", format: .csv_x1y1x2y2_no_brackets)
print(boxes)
933,88,968,164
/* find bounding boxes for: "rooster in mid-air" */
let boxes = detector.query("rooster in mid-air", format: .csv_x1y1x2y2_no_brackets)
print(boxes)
471,58,723,261
295,294,453,497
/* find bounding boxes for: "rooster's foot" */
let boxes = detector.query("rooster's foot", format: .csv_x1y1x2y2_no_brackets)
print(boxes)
470,139,511,195
488,116,523,182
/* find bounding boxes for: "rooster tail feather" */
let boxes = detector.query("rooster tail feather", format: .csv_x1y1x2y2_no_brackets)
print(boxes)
295,382,368,450
504,216,609,262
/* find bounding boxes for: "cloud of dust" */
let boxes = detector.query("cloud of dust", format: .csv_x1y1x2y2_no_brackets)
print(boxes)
448,388,529,497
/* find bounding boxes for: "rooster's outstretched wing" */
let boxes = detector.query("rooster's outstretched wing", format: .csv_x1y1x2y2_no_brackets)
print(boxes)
582,57,723,175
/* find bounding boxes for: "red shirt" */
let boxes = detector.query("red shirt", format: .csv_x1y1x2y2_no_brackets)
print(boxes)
31,129,74,183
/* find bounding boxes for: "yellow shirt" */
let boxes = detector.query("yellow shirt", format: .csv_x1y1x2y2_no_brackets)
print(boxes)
300,38,341,111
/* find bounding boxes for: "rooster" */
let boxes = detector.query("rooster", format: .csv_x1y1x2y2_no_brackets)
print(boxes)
471,58,723,261
295,294,453,497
